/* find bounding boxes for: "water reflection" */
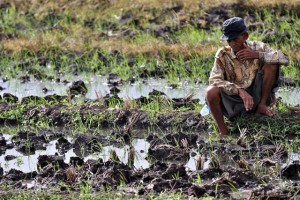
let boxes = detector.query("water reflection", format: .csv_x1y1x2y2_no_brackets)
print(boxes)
0,76,299,105
185,154,210,171
0,135,151,174
277,87,300,105
84,139,150,169
1,76,299,105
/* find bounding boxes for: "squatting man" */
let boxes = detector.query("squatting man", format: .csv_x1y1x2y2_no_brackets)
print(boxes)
205,17,289,137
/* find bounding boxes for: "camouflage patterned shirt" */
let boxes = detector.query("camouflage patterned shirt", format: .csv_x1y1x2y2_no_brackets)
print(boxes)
209,40,289,95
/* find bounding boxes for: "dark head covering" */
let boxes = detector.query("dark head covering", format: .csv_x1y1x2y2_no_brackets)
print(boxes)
220,17,248,41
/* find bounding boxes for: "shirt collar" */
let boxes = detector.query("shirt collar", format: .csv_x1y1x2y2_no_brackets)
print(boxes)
230,48,237,58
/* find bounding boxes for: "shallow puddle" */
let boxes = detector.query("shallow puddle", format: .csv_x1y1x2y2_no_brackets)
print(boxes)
282,152,300,168
0,135,151,174
1,75,299,105
185,154,211,171
0,75,207,103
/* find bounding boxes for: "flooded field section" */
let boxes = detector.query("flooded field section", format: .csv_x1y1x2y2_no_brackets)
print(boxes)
0,128,300,199
0,75,299,199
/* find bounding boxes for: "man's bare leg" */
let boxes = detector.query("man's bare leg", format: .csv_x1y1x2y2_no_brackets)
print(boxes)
205,86,228,136
256,64,278,116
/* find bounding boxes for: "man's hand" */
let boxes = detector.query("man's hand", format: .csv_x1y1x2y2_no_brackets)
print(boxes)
238,88,254,111
236,43,259,60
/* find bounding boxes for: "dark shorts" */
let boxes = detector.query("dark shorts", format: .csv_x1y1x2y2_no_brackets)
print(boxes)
220,69,278,120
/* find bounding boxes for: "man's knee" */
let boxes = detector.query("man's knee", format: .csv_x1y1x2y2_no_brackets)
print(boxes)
205,86,221,102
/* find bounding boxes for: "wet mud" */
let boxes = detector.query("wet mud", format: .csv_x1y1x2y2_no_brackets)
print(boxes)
0,124,300,199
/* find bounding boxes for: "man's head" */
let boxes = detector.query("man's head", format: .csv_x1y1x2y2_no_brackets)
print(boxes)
221,17,249,52
221,17,248,41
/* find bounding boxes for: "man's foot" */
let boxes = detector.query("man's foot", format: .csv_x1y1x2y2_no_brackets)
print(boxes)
219,127,228,137
256,104,276,116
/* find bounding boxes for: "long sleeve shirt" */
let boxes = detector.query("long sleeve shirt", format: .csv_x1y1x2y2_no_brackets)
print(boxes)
209,40,289,95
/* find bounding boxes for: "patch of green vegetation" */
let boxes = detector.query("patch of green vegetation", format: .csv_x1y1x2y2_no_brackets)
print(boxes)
0,2,299,82
230,112,300,136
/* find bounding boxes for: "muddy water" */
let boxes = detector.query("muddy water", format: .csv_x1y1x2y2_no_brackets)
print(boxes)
0,134,150,174
0,75,206,102
0,133,226,174
282,152,300,167
1,75,299,105
277,87,300,105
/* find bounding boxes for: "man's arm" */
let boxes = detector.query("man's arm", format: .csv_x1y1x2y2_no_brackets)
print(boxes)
209,57,240,96
259,43,289,65
209,61,254,111
237,41,289,65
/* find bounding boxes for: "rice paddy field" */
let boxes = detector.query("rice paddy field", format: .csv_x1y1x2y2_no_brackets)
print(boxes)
0,0,300,199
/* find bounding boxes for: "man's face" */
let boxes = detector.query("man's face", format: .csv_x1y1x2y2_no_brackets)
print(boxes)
227,34,247,52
